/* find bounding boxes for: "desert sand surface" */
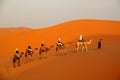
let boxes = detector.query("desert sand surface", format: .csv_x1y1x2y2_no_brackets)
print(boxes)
0,27,31,34
0,20,120,80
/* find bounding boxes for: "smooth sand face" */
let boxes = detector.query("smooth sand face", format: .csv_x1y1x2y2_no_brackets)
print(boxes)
0,20,120,80
6,35,120,80
0,27,31,34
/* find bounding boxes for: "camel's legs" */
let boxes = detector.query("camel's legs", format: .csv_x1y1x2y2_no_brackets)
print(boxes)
25,57,28,63
28,55,32,61
82,46,84,53
13,61,16,68
76,44,80,53
56,47,61,56
82,45,88,52
39,53,42,59
85,45,88,52
17,58,20,66
76,47,79,52
43,52,47,58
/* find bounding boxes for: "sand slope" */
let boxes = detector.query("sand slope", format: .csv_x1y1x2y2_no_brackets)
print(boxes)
0,27,31,34
7,36,120,80
0,20,120,58
0,20,120,80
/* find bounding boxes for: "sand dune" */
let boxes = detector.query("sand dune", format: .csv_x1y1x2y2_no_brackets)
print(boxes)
0,20,120,80
1,36,120,80
0,20,120,57
0,27,31,34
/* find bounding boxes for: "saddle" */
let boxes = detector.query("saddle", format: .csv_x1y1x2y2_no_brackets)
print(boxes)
26,49,32,55
15,53,20,58
41,46,47,51
57,43,64,49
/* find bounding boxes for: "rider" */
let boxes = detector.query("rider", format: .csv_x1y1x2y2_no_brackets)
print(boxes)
27,44,32,52
41,41,45,47
40,41,46,49
40,41,48,52
15,48,20,57
57,38,63,47
78,34,85,42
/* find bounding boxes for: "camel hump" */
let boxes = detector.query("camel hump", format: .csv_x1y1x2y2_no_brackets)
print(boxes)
50,45,54,47
21,52,24,54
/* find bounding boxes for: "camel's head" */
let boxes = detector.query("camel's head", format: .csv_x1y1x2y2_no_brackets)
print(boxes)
90,39,93,42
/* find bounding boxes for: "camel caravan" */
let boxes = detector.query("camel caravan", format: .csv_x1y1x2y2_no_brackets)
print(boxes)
13,34,93,68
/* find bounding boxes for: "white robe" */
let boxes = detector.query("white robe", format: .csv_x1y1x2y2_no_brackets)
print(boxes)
79,35,82,40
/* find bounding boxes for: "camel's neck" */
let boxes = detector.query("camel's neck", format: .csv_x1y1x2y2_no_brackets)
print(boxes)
48,45,53,51
20,54,23,57
87,40,92,44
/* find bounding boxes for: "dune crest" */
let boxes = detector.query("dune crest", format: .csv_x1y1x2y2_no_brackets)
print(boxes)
0,27,31,34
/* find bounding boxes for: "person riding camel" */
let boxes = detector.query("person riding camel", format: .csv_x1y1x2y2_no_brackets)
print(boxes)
57,38,63,47
40,41,48,53
15,48,20,57
40,41,46,49
27,44,32,53
41,41,45,47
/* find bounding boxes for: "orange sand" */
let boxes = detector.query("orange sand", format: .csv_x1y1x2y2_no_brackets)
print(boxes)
0,27,31,34
0,20,120,80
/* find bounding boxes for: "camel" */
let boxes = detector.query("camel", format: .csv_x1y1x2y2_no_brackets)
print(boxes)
25,49,34,63
13,52,24,68
76,40,92,52
55,43,66,56
39,45,54,59
56,44,64,51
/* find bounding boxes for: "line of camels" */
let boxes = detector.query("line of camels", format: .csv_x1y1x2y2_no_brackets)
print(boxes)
13,39,93,68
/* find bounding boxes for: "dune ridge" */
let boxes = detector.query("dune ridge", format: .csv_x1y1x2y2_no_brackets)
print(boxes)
0,27,31,34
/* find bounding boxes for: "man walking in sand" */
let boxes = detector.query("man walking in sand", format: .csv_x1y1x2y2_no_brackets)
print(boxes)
98,39,102,48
